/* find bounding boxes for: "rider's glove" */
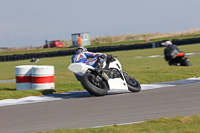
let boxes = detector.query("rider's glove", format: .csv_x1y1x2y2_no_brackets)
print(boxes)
107,54,113,60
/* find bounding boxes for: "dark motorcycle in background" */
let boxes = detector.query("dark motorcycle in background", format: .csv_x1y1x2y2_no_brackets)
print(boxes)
168,51,192,66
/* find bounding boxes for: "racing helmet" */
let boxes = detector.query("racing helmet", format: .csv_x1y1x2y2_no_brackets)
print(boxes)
165,41,172,46
75,46,87,54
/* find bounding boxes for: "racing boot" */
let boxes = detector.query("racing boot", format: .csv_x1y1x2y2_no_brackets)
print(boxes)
95,58,104,74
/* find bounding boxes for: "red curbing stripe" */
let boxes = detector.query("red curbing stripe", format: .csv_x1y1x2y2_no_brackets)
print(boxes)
16,76,32,83
32,76,54,83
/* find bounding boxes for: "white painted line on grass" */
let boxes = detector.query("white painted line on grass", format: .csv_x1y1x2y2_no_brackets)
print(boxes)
0,79,15,83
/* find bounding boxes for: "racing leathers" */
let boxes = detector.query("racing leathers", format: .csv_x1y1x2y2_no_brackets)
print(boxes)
164,45,180,61
72,52,107,81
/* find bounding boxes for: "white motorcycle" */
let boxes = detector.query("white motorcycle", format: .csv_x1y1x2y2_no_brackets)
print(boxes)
68,54,141,96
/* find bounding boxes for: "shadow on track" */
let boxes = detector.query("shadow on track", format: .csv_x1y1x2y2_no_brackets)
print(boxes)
44,89,131,99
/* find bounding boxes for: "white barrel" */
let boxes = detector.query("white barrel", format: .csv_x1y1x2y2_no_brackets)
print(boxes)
31,65,55,90
15,65,36,90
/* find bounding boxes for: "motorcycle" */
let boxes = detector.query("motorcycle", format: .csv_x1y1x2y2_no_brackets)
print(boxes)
68,54,141,96
168,51,192,66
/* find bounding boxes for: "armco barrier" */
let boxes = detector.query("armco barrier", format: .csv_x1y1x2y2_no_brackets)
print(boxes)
1,37,200,62
15,65,54,90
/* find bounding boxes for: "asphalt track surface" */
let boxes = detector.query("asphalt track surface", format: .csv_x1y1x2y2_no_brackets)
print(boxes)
0,82,200,133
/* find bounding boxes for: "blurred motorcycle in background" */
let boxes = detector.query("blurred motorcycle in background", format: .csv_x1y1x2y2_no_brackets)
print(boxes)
168,51,192,66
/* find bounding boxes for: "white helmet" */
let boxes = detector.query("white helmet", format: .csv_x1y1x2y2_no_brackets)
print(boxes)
75,46,87,54
165,41,172,46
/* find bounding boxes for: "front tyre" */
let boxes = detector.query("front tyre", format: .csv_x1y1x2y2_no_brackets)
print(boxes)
181,58,192,66
123,72,141,92
80,74,109,96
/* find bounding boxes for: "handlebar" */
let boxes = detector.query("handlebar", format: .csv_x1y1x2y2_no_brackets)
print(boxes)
107,54,116,62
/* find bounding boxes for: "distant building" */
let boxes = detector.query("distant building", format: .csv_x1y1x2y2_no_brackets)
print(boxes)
71,32,90,47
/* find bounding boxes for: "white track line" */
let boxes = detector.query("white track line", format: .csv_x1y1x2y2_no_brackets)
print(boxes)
92,121,145,128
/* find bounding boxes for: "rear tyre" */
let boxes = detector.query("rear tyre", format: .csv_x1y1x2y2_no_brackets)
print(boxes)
80,74,109,96
123,72,141,92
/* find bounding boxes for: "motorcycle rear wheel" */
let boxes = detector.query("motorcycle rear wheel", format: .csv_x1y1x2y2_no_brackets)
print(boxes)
80,74,109,96
123,72,141,92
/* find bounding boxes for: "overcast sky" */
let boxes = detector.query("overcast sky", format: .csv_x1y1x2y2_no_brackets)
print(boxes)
0,0,200,47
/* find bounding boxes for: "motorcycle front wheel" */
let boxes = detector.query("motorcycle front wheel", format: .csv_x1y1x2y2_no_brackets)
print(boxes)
181,58,192,66
123,72,141,92
80,74,109,96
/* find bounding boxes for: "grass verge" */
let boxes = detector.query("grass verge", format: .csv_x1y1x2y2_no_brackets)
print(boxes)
38,115,200,133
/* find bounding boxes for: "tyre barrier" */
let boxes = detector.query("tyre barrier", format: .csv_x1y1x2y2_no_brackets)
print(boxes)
15,65,36,90
1,37,200,62
15,65,55,90
172,37,200,45
32,65,55,90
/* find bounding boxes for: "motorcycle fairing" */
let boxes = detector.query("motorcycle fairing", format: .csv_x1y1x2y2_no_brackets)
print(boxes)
107,59,128,90
108,59,122,70
68,63,94,76
107,78,128,90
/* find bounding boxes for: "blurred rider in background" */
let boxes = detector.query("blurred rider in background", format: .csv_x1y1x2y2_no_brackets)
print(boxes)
164,41,181,63
72,46,107,80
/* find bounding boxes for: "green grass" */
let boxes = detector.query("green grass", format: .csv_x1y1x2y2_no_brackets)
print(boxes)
38,115,200,133
0,43,200,100
0,47,73,56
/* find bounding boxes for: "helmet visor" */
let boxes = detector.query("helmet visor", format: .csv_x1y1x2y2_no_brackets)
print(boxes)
76,48,83,54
